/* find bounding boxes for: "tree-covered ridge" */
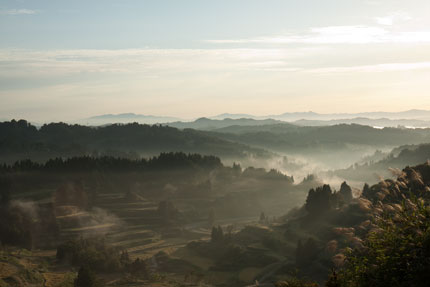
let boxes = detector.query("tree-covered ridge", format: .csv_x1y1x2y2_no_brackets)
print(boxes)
334,143,430,182
209,123,430,158
328,162,430,286
284,162,430,286
0,120,268,161
0,152,222,172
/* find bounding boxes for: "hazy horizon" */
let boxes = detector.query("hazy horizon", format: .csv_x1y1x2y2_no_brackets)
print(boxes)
4,108,430,124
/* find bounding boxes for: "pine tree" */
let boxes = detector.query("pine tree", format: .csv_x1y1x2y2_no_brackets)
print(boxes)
339,181,353,204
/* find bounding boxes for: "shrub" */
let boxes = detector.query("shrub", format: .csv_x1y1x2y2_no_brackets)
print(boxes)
57,237,123,272
339,198,430,287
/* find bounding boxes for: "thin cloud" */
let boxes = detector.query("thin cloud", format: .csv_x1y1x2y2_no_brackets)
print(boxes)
207,25,430,45
375,12,412,26
0,48,297,80
0,9,38,15
308,62,430,74
2,49,430,80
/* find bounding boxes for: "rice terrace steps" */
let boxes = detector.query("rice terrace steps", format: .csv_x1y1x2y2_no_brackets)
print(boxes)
55,191,207,260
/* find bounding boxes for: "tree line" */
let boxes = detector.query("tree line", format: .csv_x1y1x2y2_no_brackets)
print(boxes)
0,152,222,173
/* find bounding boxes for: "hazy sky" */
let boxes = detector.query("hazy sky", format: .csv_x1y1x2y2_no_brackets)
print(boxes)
1,0,430,122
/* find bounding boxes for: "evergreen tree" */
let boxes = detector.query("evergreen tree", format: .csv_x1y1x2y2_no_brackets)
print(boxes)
362,183,371,199
339,182,353,204
305,185,332,215
211,225,224,243
0,178,11,205
75,266,97,287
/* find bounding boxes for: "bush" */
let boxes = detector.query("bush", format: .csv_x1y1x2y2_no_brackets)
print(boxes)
276,277,318,287
339,198,430,287
57,237,123,272
74,266,99,287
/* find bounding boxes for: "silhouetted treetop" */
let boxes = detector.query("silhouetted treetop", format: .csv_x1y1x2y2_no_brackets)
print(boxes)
0,152,222,173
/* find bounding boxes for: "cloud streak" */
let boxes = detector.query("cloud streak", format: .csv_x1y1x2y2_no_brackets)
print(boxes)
0,9,37,15
0,48,297,80
308,62,430,74
375,12,412,26
207,25,430,45
1,48,430,81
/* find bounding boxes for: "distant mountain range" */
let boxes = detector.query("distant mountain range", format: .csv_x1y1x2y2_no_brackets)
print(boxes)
211,109,430,121
167,117,284,130
76,109,430,127
210,113,258,120
293,118,430,128
79,113,182,125
168,117,430,130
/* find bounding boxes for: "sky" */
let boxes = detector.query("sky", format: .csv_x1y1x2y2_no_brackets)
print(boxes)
1,0,430,122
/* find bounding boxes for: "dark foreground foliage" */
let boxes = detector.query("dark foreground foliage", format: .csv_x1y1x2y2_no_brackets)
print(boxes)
56,237,149,277
329,162,430,287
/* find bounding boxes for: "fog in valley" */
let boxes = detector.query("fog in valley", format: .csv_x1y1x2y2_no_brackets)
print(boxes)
2,114,430,286
2,0,430,286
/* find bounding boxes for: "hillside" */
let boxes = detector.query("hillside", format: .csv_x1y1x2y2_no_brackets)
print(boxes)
0,152,316,287
2,155,430,286
211,124,430,146
333,143,430,183
0,120,269,163
206,124,430,169
161,161,430,285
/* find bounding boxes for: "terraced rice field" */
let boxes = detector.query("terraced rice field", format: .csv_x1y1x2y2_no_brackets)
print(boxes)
55,192,210,260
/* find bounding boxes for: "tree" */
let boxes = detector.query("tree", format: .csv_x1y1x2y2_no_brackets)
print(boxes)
120,250,130,267
128,258,149,278
0,204,33,249
339,182,353,204
362,183,371,199
211,225,224,243
296,238,320,266
0,178,11,205
259,212,266,223
74,266,97,287
305,185,332,215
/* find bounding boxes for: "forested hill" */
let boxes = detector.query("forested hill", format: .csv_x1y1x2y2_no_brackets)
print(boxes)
333,143,430,182
0,120,268,163
209,123,430,151
0,152,223,173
